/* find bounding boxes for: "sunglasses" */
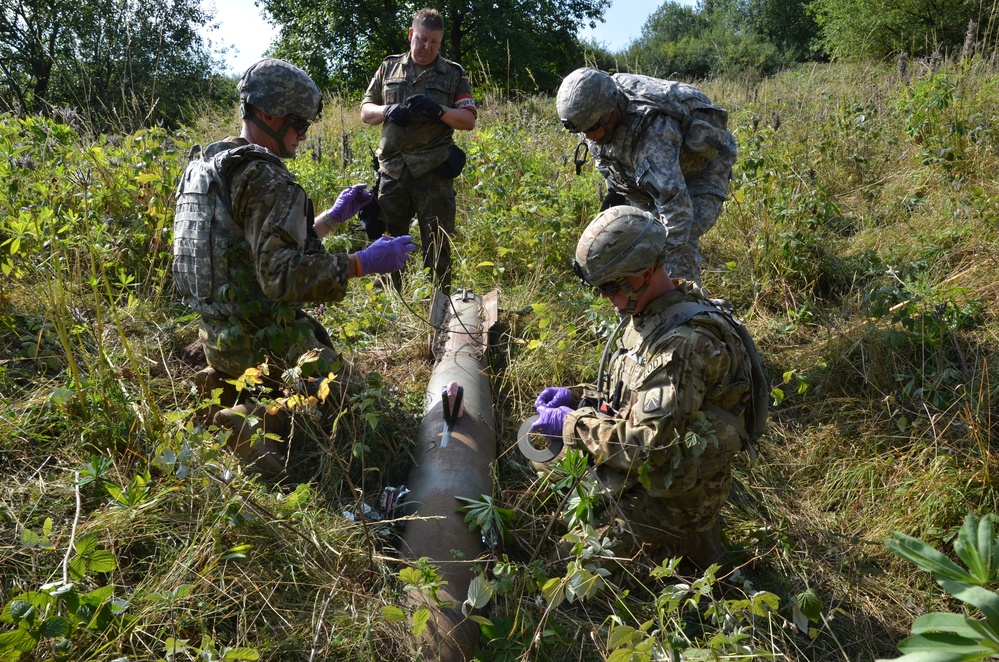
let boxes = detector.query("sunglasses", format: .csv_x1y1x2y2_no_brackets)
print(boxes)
560,117,603,134
288,115,312,136
573,259,622,295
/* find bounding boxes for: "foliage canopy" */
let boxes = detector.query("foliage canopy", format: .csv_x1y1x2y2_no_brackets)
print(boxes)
257,0,611,92
0,0,231,131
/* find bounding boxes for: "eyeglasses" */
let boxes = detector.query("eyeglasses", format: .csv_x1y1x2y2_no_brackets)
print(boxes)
288,115,312,136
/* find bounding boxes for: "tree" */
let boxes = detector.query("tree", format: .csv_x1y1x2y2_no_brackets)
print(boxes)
623,0,792,79
258,0,611,93
744,0,821,59
810,0,992,60
1,0,229,131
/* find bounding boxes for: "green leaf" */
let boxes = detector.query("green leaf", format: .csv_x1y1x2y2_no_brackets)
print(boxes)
74,533,99,556
796,588,823,621
954,515,990,583
0,628,39,655
607,625,638,649
912,612,988,639
8,601,35,625
381,605,407,623
87,550,117,573
897,632,994,655
541,577,565,609
751,591,781,616
938,581,999,632
49,387,75,405
411,607,430,638
221,647,260,661
38,616,71,638
462,575,493,615
468,615,493,626
68,555,87,581
20,528,42,549
398,567,423,586
885,533,976,583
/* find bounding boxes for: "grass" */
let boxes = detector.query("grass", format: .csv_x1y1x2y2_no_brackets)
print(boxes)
2,54,999,660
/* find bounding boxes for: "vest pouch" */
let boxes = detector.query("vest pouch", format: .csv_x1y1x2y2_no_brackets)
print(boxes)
435,145,466,178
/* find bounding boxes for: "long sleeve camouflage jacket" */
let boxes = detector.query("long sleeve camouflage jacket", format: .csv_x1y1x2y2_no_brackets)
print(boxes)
563,282,752,499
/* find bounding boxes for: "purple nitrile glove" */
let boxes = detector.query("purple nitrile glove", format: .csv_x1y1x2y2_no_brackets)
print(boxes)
534,387,576,411
355,235,416,276
324,184,373,224
530,405,572,441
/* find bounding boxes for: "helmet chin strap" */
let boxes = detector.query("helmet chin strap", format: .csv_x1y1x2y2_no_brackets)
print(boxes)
618,279,652,316
247,109,294,158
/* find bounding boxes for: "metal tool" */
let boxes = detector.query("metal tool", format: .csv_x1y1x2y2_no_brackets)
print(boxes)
440,383,463,448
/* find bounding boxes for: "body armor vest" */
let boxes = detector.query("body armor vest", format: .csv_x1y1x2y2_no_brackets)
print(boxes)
172,141,284,318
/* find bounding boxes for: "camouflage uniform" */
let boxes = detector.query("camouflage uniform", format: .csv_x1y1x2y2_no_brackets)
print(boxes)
362,52,476,289
563,281,753,562
589,74,737,284
175,136,354,389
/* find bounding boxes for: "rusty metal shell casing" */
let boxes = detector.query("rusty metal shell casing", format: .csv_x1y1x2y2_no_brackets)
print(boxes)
401,290,498,661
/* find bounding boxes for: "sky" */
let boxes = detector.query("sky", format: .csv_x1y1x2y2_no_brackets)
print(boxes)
203,0,693,75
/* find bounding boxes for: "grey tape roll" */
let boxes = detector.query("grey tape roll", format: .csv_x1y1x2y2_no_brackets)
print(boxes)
517,415,565,462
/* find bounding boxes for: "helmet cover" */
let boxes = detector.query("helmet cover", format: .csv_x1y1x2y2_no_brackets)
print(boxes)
238,58,323,120
574,206,667,287
556,68,619,133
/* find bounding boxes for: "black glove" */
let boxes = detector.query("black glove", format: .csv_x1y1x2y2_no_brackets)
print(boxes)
383,103,412,127
406,94,446,119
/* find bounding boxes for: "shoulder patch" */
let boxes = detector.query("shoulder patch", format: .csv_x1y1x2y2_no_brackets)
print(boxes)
643,387,664,413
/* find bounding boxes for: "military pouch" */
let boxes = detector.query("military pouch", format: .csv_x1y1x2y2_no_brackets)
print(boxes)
435,145,466,178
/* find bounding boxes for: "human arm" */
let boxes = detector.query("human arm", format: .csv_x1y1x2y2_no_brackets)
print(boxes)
233,161,371,302
313,184,373,238
635,114,694,246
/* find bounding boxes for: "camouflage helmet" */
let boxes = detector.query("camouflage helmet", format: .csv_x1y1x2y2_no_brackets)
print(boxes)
556,68,619,133
573,206,667,287
237,58,323,120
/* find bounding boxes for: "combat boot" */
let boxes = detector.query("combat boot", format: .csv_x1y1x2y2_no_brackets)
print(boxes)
213,403,291,477
192,367,241,420
681,520,727,572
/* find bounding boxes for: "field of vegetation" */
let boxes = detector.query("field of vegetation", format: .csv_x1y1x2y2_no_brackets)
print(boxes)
2,55,999,661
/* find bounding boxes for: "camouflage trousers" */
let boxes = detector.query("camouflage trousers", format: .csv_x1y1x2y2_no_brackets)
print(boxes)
595,455,735,570
634,155,735,287
378,165,456,292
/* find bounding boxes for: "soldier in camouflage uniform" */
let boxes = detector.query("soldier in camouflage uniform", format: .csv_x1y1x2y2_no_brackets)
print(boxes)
529,206,756,569
173,58,416,476
556,68,737,286
360,8,477,293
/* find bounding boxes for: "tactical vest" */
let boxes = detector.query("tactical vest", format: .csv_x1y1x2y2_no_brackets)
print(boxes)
172,141,284,318
596,297,769,451
649,300,769,451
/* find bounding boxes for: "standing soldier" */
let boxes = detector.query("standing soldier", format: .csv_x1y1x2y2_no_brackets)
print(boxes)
360,7,477,293
528,206,766,570
556,67,737,286
173,58,415,476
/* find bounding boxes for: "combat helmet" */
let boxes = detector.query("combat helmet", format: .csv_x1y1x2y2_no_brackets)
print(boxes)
238,58,323,121
573,206,667,313
556,67,619,134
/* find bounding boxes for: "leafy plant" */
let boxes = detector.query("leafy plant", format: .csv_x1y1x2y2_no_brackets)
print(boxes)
879,514,999,661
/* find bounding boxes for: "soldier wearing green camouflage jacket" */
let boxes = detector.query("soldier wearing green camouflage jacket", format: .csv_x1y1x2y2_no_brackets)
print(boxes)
173,58,415,476
556,68,737,286
530,206,756,569
360,8,477,292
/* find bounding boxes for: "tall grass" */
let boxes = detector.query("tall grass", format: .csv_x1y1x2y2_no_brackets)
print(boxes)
1,54,998,660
